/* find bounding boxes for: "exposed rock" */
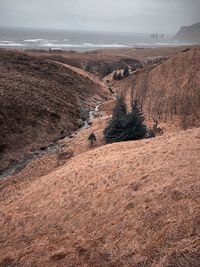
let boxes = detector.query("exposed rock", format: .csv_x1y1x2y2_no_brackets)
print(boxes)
174,22,200,43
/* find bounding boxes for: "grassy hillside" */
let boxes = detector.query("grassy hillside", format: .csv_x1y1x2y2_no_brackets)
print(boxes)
0,128,200,266
112,47,200,129
0,49,109,173
0,46,200,267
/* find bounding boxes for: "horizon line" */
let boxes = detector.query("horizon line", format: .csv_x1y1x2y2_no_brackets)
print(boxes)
0,25,175,36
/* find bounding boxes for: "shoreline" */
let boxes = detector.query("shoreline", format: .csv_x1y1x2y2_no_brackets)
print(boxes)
0,42,193,52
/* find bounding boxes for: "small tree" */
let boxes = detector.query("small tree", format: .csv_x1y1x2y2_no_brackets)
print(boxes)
104,95,127,143
112,95,127,118
113,71,118,80
101,64,113,78
123,66,129,78
85,63,91,72
127,100,147,139
104,97,147,143
117,72,123,80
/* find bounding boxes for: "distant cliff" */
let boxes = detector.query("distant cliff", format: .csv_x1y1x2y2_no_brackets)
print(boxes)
174,23,200,43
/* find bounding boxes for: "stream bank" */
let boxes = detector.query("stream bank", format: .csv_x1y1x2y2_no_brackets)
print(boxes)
0,102,104,179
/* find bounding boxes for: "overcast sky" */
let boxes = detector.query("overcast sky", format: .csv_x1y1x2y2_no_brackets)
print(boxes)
0,0,200,34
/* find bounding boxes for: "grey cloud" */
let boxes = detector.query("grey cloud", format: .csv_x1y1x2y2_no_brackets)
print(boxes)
0,0,199,33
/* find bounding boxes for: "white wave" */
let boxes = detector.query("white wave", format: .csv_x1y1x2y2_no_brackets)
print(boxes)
40,43,82,48
40,42,130,48
83,43,130,48
64,38,69,42
24,39,47,43
0,42,25,47
0,40,15,44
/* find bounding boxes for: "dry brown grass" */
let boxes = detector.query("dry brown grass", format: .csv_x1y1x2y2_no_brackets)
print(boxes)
31,45,193,62
0,49,109,172
0,127,200,266
112,47,200,129
1,46,200,267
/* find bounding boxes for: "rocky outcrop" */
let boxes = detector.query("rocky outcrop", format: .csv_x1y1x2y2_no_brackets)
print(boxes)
174,23,200,43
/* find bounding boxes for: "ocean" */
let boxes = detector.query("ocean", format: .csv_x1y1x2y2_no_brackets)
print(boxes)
0,27,188,51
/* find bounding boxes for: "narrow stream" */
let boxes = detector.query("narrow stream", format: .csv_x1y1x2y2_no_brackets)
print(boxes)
0,103,103,179
82,103,102,129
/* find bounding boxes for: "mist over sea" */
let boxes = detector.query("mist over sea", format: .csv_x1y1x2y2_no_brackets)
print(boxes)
0,27,188,51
